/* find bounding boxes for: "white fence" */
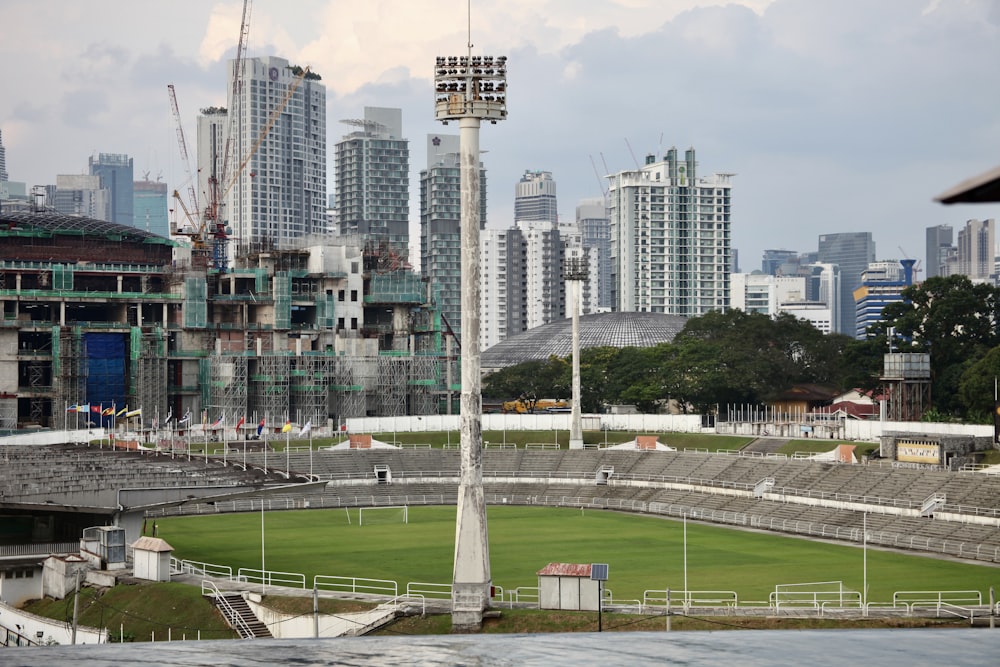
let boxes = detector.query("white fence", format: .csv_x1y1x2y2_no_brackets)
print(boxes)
346,414,705,435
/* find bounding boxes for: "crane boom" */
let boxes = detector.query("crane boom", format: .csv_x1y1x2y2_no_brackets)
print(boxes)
167,84,200,223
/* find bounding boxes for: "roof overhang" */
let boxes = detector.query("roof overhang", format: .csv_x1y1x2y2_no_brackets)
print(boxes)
936,164,1000,204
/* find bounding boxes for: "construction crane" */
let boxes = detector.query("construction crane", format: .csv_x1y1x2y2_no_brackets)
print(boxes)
171,65,310,270
167,84,199,231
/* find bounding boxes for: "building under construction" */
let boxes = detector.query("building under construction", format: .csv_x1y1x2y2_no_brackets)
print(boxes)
0,210,458,431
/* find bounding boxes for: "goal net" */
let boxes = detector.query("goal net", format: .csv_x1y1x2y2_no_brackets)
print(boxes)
357,505,408,526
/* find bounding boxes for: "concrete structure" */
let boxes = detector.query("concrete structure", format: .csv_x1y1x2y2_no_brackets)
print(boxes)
0,210,451,431
537,563,601,611
956,218,995,280
420,133,487,338
608,148,733,315
89,153,133,229
434,50,507,631
480,227,513,351
925,224,953,279
730,273,806,316
224,56,327,259
565,257,588,449
335,106,409,254
817,232,876,336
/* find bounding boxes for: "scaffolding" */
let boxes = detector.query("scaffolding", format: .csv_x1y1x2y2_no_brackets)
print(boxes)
133,329,168,424
56,327,84,415
374,355,410,416
249,354,289,424
408,356,438,415
208,356,248,425
290,356,329,427
330,356,367,419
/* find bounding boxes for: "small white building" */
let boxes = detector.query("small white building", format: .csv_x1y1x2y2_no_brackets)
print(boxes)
131,537,173,582
537,563,601,612
0,558,44,606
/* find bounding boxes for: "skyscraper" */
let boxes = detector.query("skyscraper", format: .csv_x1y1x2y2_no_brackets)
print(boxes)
335,107,409,253
514,170,558,222
223,56,327,256
419,134,486,335
925,224,953,279
0,129,8,182
854,259,916,338
957,218,995,280
817,232,875,335
608,147,733,315
53,174,108,219
89,153,133,228
576,198,612,309
133,177,169,238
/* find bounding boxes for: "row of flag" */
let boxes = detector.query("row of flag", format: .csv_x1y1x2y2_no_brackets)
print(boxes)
69,403,314,436
66,404,141,418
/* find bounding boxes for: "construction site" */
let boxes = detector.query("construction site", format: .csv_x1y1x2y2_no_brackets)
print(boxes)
0,209,459,432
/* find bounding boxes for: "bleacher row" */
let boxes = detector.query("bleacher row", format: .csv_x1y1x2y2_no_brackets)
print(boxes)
0,443,262,506
5,443,1000,562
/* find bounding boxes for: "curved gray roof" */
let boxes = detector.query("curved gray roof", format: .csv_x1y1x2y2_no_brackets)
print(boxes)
0,210,172,243
482,311,688,370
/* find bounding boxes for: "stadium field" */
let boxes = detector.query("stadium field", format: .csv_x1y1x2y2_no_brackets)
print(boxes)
155,506,998,603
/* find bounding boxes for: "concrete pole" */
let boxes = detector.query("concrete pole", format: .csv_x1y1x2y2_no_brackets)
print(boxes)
451,115,491,632
569,277,583,449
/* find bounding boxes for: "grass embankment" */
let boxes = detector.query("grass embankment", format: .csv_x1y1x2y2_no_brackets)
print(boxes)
156,506,999,604
377,608,966,635
20,582,237,642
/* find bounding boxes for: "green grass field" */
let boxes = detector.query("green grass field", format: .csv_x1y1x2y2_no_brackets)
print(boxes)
156,506,998,603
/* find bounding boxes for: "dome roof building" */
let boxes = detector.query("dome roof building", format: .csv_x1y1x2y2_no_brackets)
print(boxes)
481,311,687,373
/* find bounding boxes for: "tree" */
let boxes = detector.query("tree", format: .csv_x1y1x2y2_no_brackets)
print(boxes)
877,275,1000,416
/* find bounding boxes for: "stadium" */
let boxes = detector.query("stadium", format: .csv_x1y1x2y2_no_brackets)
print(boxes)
2,413,999,651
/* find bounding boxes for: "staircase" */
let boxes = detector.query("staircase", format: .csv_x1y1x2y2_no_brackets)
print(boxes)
202,581,272,639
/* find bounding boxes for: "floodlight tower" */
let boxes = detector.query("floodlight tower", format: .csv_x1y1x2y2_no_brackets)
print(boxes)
565,256,589,449
434,49,507,631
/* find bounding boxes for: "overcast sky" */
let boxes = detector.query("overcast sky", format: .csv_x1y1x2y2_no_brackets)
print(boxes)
2,0,999,271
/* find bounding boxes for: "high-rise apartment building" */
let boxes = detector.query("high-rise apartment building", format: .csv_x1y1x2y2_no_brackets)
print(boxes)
608,147,732,315
957,218,995,280
419,134,486,335
761,249,800,276
89,153,133,228
0,129,8,182
817,232,875,336
576,198,612,310
514,170,558,222
925,224,953,279
133,178,169,238
223,56,327,257
335,106,409,253
195,106,226,226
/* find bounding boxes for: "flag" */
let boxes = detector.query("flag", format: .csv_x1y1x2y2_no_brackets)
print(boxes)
125,408,142,418
164,410,173,425
257,419,265,437
235,415,246,431
102,407,115,416
281,420,292,433
299,420,312,437
211,413,225,429
77,404,90,413
178,410,191,425
66,404,78,412
91,405,102,414
116,406,128,417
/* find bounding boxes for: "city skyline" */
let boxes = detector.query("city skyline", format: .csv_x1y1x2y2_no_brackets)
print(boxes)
1,1,998,268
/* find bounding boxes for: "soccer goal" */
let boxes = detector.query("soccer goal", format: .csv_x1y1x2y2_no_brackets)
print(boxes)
358,505,408,526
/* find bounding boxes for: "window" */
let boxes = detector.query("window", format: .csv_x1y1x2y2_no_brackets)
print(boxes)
338,289,345,302
350,317,358,330
350,290,358,302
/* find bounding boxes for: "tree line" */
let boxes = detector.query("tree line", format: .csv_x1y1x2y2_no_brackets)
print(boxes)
482,275,1000,422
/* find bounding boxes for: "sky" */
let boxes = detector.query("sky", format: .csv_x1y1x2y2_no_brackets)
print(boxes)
2,0,999,272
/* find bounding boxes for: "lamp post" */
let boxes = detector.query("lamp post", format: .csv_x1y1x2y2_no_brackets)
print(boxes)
434,48,507,632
